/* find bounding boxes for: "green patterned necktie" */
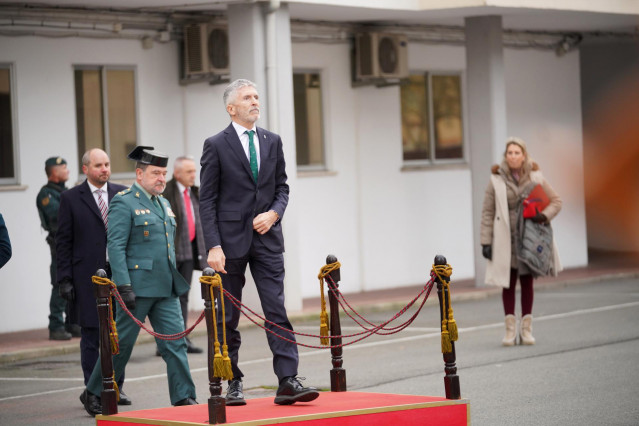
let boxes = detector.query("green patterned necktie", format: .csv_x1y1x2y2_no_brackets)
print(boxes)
245,130,258,183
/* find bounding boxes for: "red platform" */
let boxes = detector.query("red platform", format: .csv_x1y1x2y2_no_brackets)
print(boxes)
96,391,470,425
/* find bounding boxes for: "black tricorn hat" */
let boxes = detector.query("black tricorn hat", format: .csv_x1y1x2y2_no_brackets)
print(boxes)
127,146,168,167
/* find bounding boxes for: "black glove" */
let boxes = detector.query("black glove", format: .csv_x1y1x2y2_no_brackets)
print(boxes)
58,278,75,302
117,285,136,311
532,212,548,223
482,245,492,260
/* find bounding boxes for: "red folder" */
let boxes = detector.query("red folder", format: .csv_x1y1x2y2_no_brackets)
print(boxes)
523,184,550,218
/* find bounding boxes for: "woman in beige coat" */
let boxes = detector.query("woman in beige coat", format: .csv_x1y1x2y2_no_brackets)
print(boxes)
480,137,562,346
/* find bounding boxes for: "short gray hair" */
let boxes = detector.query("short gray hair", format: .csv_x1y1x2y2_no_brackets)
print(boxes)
173,155,195,171
223,79,257,107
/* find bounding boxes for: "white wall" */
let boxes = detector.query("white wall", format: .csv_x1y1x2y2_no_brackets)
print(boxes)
0,35,186,333
504,47,588,267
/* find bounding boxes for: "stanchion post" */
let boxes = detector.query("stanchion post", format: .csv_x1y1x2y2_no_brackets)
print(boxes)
94,269,117,415
326,254,347,392
434,255,461,400
201,268,226,424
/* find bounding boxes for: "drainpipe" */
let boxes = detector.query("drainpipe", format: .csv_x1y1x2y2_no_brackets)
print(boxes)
265,0,280,133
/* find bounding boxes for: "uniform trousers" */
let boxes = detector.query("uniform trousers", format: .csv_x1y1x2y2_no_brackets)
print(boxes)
86,296,196,404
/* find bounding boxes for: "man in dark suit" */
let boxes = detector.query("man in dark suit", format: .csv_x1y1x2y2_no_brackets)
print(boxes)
56,149,131,407
200,79,319,406
162,156,206,354
81,146,197,417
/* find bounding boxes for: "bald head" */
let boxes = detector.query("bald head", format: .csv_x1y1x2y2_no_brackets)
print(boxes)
82,149,111,187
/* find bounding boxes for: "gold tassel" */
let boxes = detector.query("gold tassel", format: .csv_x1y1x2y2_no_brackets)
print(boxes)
320,310,329,346
317,263,339,347
221,344,234,381
441,329,452,354
447,307,458,342
113,376,120,402
213,341,225,378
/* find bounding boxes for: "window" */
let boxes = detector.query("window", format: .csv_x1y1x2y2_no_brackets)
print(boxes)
400,73,464,163
0,65,17,184
74,66,138,174
293,72,325,169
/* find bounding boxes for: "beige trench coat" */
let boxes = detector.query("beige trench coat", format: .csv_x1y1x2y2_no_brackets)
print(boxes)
480,165,562,288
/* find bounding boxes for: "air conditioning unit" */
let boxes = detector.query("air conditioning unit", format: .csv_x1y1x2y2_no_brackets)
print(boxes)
355,32,408,81
183,23,229,77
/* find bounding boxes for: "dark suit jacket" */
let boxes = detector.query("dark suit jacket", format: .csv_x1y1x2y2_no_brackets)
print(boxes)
56,180,127,328
199,123,289,258
163,178,207,270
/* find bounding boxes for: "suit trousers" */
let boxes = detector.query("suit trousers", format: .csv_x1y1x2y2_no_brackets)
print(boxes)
86,296,196,404
220,237,299,382
177,259,194,329
80,327,125,388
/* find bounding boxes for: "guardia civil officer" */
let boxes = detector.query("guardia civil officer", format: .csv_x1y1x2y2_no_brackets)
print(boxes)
36,156,79,340
82,147,197,417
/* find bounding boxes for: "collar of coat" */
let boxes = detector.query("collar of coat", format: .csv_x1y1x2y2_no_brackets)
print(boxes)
491,161,539,175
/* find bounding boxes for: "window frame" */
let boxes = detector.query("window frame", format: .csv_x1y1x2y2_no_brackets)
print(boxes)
292,68,329,173
73,64,140,179
0,63,20,186
401,70,468,168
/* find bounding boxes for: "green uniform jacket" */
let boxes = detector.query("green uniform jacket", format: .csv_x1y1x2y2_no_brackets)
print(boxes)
36,181,67,236
107,183,190,298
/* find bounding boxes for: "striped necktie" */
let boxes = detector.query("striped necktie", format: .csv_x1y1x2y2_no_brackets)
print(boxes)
95,189,108,231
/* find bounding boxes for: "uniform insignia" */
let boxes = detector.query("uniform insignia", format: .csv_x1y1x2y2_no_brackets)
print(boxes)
56,157,62,164
144,231,149,237
141,210,146,215
167,208,176,218
42,197,50,206
135,192,140,198
146,209,150,214
135,209,140,215
118,191,125,195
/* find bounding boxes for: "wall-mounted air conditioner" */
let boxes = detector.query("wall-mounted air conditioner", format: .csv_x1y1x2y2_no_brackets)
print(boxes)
355,32,408,81
183,23,229,77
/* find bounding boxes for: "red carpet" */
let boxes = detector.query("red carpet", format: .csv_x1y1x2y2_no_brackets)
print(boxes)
96,391,469,425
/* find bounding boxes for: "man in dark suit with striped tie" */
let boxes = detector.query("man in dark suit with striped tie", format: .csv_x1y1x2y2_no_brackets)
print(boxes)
199,79,319,406
56,149,131,409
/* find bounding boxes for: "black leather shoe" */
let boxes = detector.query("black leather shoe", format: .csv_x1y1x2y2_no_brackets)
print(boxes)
274,377,319,405
81,389,102,417
49,328,72,341
66,324,82,338
186,338,203,354
226,379,246,406
118,390,132,405
174,397,198,406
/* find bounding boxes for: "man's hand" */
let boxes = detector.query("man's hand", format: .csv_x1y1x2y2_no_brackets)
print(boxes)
253,210,278,235
58,278,75,302
207,247,227,274
117,285,136,311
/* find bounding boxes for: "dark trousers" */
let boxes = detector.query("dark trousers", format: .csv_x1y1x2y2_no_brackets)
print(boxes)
503,268,534,316
81,327,124,388
219,237,298,382
177,259,194,330
177,238,199,330
48,249,73,331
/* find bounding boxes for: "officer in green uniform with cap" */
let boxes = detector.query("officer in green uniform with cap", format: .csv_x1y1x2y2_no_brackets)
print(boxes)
82,146,197,417
36,156,79,340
